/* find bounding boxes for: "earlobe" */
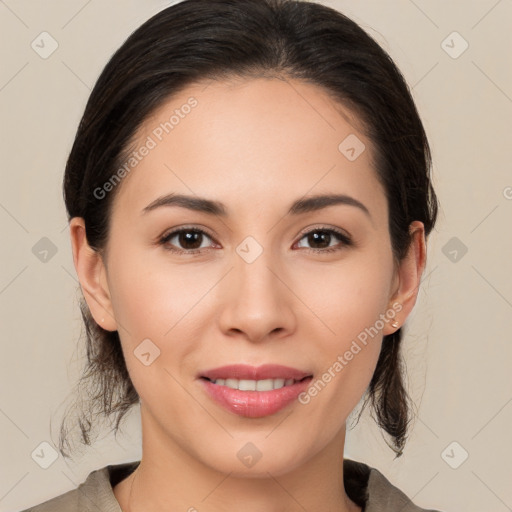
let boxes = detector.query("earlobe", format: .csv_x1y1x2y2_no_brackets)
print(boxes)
383,221,426,336
69,217,117,331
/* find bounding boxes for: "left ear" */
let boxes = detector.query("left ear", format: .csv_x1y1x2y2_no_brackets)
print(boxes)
382,220,427,336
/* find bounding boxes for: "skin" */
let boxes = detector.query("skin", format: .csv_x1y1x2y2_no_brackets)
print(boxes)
70,76,426,512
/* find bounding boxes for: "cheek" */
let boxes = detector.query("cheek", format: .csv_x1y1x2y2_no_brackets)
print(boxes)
301,250,394,339
107,246,211,341
105,251,208,400
299,250,393,394
295,285,387,427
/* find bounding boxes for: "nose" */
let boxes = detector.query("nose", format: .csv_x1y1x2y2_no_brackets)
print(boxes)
217,248,297,344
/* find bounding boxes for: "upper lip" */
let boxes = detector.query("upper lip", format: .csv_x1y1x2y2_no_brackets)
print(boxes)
199,364,312,381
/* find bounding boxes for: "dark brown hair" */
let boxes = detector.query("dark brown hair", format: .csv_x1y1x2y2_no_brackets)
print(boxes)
58,0,438,460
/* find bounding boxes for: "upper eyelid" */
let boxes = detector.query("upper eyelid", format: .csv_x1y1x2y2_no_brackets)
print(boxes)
162,225,216,241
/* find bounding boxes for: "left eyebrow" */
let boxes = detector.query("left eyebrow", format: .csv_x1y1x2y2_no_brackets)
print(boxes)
142,193,227,216
141,192,372,223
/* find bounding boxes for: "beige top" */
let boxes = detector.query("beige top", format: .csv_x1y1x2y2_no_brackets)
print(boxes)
19,459,443,512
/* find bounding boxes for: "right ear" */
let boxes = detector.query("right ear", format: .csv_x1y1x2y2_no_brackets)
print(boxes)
69,217,117,332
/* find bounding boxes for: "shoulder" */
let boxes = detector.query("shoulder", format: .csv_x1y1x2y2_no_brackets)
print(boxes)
17,461,139,512
343,458,445,512
17,486,80,512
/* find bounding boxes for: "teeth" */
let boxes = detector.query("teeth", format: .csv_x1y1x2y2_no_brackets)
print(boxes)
211,378,297,391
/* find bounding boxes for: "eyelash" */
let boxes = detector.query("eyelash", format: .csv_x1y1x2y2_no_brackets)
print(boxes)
157,225,353,256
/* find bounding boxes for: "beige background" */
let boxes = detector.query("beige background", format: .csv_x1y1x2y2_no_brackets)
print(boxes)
1,1,511,511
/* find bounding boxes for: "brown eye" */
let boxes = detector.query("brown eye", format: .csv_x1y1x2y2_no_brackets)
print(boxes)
295,228,352,253
305,230,332,249
159,228,214,253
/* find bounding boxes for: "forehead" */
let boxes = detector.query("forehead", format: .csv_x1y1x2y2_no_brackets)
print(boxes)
110,77,386,223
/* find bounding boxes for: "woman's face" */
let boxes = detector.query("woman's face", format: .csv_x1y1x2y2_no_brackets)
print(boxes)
74,77,424,476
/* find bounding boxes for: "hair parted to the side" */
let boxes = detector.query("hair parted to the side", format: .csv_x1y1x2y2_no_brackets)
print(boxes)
58,0,438,460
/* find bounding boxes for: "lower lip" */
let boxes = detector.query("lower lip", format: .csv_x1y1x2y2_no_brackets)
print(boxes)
199,377,313,418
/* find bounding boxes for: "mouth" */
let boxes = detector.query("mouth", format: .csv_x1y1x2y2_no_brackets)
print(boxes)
198,363,313,384
197,364,314,418
200,375,312,391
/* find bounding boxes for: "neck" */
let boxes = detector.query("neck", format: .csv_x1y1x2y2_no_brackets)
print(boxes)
115,406,361,512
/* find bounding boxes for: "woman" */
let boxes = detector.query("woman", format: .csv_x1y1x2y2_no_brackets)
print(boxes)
21,0,443,510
